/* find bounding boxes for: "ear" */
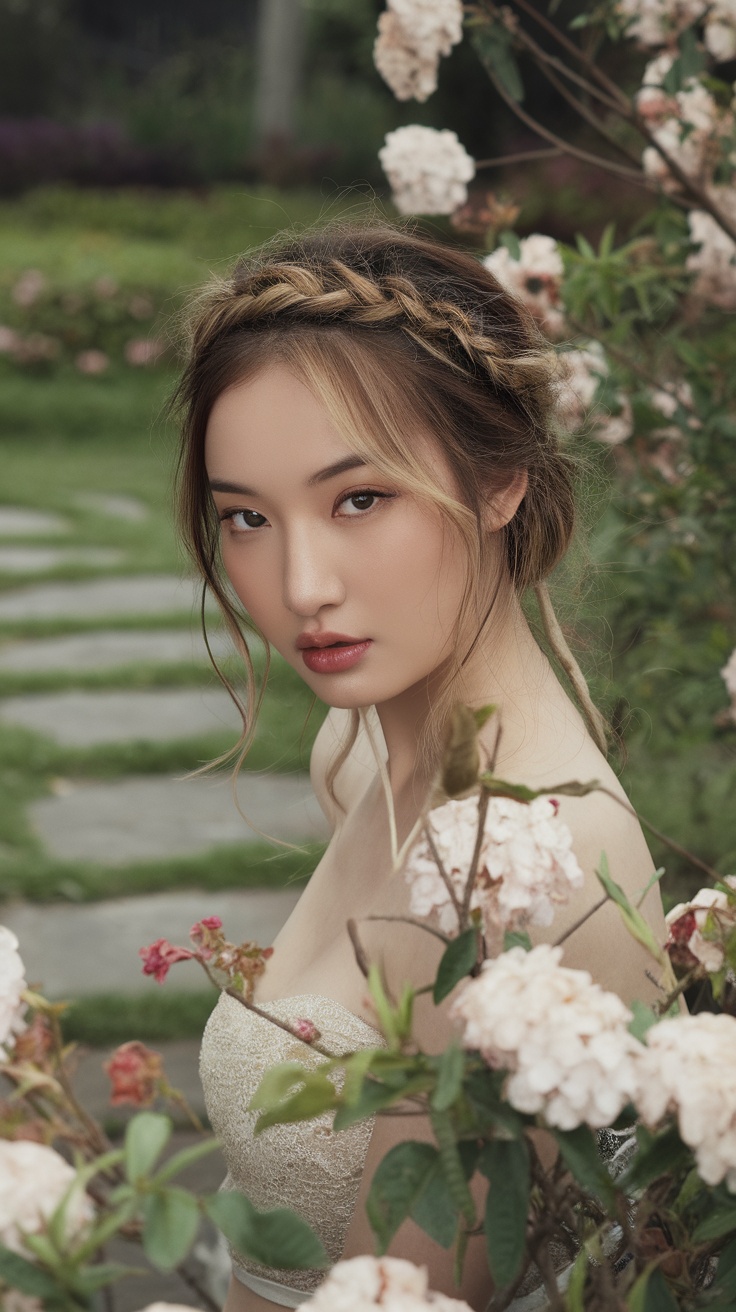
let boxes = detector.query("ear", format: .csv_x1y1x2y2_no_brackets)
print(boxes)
483,468,528,532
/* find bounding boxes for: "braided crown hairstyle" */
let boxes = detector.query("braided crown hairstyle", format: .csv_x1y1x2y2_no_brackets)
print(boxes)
175,222,605,784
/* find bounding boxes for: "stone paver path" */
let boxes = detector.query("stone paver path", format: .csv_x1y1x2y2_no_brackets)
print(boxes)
0,628,234,671
3,888,301,995
31,772,328,863
0,574,209,621
1,687,242,745
0,546,124,573
0,506,69,536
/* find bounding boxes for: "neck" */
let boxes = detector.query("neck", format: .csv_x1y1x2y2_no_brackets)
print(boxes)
374,593,556,801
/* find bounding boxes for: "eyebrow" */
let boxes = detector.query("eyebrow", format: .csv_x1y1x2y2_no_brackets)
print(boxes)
209,455,367,497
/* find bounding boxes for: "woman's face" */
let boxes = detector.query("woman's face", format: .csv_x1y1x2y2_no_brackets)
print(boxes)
205,364,471,711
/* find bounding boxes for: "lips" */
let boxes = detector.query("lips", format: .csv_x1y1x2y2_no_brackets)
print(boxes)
296,633,373,674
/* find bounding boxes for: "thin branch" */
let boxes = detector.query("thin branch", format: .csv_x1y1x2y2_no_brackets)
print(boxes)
223,987,337,1060
553,894,609,947
462,787,491,924
565,315,697,413
366,913,452,944
479,55,645,182
500,0,631,109
475,146,563,168
597,784,723,882
424,819,464,921
177,1259,220,1312
347,918,372,979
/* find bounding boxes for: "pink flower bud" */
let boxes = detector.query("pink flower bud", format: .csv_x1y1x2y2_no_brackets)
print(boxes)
292,1018,320,1044
104,1041,164,1107
139,938,194,983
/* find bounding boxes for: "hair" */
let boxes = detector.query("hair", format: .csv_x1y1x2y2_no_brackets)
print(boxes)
173,221,605,797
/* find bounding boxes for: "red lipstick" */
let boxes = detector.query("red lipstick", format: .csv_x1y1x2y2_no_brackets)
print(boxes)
296,632,372,674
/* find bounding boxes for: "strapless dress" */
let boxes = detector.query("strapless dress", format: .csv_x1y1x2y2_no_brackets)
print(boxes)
199,991,385,1307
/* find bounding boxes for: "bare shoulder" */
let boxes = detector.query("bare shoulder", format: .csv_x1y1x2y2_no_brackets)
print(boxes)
310,706,382,830
531,745,668,1006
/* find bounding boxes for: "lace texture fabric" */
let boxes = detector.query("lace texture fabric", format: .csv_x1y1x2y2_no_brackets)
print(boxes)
199,992,385,1295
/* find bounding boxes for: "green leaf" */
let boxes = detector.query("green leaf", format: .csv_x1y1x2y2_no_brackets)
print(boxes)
643,1267,679,1311
73,1261,146,1293
207,1191,328,1270
553,1126,615,1210
434,929,480,1004
0,1244,60,1298
432,1043,465,1112
692,1202,736,1241
636,867,666,909
595,854,665,964
473,703,497,731
153,1136,221,1184
411,1158,459,1248
334,1072,433,1131
254,1069,338,1134
628,1000,658,1041
472,19,524,102
431,1108,475,1225
503,930,532,952
483,1139,530,1289
248,1061,313,1112
366,1140,438,1252
465,1069,524,1138
368,963,399,1047
710,1235,736,1298
564,1246,589,1311
142,1187,200,1270
125,1111,172,1182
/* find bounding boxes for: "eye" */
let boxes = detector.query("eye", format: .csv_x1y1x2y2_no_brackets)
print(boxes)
221,508,269,532
336,489,393,517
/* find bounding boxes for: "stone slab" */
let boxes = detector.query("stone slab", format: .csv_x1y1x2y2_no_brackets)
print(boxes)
0,506,69,536
0,546,123,573
29,770,329,864
0,687,243,745
0,628,236,672
0,574,207,621
1,887,302,995
73,492,148,521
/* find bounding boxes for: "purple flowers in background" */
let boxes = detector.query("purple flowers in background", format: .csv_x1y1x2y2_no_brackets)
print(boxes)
0,119,194,193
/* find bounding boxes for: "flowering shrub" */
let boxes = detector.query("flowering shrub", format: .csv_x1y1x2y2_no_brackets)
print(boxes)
7,707,736,1306
0,268,170,374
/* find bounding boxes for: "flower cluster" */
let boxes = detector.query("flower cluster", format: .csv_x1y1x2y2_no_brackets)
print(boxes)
687,199,736,311
665,879,736,973
617,0,736,57
374,0,464,102
451,945,643,1130
0,1139,94,1256
642,79,733,193
636,1012,736,1187
309,1255,472,1311
554,342,633,445
104,1041,166,1108
379,125,475,216
483,234,566,338
404,794,583,949
0,927,27,1053
140,915,273,1001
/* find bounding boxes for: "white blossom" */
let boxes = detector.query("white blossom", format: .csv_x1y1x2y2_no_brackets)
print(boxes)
483,234,566,338
643,80,732,191
379,126,475,215
0,1139,94,1257
404,794,583,949
705,0,736,60
635,1012,736,1188
309,1256,472,1311
687,200,736,309
374,0,464,103
636,53,678,124
722,648,736,700
665,882,736,972
0,925,28,1052
451,945,643,1130
553,343,633,445
617,0,707,47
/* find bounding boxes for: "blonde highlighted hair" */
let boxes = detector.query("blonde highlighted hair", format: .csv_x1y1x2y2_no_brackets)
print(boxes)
174,221,605,794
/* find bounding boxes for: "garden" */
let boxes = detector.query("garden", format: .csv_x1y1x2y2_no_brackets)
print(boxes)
1,0,736,1308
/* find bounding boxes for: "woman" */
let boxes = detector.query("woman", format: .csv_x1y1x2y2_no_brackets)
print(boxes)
180,224,667,1310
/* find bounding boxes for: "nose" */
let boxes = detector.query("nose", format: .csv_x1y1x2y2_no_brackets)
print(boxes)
281,523,346,618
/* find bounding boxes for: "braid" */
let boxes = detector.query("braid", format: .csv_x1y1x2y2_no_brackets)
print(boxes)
191,258,555,419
